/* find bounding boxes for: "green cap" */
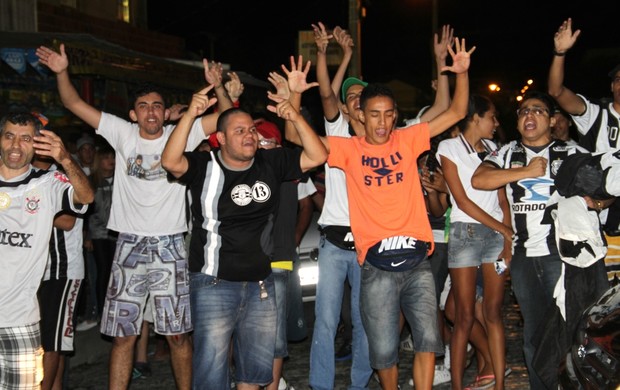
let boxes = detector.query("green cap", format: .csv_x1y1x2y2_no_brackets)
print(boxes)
341,77,368,102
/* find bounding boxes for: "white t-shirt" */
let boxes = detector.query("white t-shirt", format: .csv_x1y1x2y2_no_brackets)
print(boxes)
437,134,503,224
0,168,86,327
317,112,353,227
96,113,205,236
298,177,317,200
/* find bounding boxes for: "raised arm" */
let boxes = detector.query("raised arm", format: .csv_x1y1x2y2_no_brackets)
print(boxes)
428,38,475,138
199,59,230,136
275,56,319,147
162,86,217,178
331,26,354,97
547,18,585,115
204,59,233,112
34,130,94,205
419,25,453,122
225,71,244,106
312,22,340,121
36,44,102,129
267,99,327,172
471,157,547,190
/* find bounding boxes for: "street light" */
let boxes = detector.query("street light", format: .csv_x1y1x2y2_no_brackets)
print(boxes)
488,83,501,92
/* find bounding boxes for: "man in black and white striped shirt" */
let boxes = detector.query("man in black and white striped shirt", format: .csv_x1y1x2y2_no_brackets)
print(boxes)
472,91,587,389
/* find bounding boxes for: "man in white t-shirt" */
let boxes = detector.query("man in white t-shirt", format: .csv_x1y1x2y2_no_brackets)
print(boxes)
0,112,93,389
37,44,230,389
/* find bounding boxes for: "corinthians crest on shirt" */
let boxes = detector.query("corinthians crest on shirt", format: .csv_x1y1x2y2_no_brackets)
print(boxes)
24,189,41,214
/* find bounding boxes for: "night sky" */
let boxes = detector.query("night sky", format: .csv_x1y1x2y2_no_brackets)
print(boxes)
148,0,620,103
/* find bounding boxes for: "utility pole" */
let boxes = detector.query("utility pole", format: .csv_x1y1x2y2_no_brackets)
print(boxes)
348,0,362,78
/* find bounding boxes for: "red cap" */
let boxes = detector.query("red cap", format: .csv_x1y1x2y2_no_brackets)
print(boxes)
207,133,219,148
255,119,281,145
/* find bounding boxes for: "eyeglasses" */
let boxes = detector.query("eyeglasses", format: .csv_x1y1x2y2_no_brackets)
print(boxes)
258,139,277,146
516,107,549,117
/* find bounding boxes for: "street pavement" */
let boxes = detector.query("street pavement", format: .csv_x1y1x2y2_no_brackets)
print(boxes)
67,279,531,389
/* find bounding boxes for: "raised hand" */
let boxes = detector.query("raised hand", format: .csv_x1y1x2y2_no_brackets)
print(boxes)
186,85,217,118
168,104,189,122
33,130,71,163
554,18,581,54
203,59,223,87
267,99,301,122
441,37,475,75
434,25,454,63
312,22,332,54
36,44,69,74
333,26,354,56
281,55,319,94
225,71,244,102
267,71,290,102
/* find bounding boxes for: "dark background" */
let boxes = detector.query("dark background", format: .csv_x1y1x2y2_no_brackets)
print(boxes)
148,0,618,94
148,0,620,137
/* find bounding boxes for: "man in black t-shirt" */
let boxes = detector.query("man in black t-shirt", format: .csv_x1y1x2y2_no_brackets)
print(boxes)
162,87,326,389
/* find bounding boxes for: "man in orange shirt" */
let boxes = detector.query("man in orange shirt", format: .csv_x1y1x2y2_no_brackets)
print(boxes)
321,39,474,390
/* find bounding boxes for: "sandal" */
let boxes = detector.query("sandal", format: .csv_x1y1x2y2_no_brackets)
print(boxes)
464,374,496,390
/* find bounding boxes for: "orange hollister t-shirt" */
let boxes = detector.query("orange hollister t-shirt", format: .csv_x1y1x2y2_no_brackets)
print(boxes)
327,123,434,264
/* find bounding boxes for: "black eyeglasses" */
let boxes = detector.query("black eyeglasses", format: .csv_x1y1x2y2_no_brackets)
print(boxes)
516,107,549,117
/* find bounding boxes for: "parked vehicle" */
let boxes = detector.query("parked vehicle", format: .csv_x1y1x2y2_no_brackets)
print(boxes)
558,284,620,389
297,211,320,302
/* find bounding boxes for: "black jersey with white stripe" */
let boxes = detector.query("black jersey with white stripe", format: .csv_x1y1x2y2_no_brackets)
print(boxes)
179,148,303,282
484,140,585,257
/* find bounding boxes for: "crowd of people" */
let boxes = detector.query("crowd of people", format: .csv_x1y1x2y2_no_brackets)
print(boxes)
0,16,618,390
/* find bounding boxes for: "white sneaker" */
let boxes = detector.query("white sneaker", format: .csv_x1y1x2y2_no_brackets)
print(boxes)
444,344,451,370
433,365,452,385
278,377,295,390
408,364,451,387
400,335,414,352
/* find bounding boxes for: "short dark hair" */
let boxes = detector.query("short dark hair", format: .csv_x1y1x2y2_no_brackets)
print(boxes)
457,94,494,131
0,112,43,136
131,83,166,106
216,107,250,133
359,83,396,111
520,91,555,114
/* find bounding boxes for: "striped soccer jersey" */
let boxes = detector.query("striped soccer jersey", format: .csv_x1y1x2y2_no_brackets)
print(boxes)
484,140,584,257
573,95,620,152
0,167,86,327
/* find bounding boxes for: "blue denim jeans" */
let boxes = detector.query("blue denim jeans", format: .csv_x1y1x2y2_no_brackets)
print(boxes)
360,260,442,369
510,253,562,390
190,273,276,389
309,237,372,390
272,268,289,358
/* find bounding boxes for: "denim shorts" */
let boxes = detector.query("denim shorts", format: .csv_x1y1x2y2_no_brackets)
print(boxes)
360,260,442,369
100,233,192,337
448,222,504,269
190,272,276,388
272,268,289,358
